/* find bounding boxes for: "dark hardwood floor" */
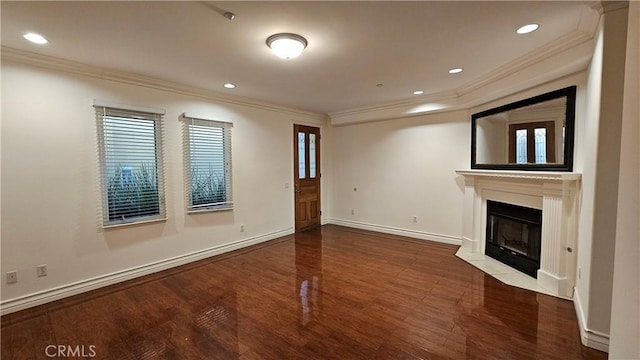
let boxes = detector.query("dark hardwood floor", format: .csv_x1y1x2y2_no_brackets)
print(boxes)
1,225,606,359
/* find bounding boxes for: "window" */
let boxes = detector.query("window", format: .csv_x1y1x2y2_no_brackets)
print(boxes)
182,113,233,212
94,101,166,227
509,121,556,164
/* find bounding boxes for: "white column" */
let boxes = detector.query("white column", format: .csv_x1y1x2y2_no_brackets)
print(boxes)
461,176,479,251
538,182,571,297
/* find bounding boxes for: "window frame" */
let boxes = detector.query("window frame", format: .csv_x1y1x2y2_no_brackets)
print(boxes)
94,101,167,228
181,113,233,213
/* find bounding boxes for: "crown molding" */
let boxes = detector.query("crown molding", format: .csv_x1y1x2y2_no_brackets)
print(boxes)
456,31,592,98
589,1,629,14
0,46,326,122
2,6,598,128
328,90,458,119
328,22,595,125
579,3,602,37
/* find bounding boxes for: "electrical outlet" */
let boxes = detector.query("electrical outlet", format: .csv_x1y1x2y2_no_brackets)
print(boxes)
37,264,48,277
578,267,581,280
412,216,418,223
351,209,355,215
240,224,245,232
6,271,18,284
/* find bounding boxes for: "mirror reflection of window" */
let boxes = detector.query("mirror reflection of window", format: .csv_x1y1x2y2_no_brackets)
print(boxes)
534,128,547,164
509,121,555,164
516,130,528,164
472,86,575,170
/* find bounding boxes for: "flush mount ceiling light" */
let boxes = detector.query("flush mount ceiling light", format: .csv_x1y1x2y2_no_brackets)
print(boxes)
516,24,539,34
448,68,464,74
223,83,236,89
266,33,307,59
413,90,424,95
23,32,48,44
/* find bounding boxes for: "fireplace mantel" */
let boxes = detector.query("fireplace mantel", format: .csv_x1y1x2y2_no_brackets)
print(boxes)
455,169,581,298
455,169,581,181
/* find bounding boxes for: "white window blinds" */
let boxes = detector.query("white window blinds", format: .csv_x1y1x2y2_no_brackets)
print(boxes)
95,102,166,227
182,113,233,212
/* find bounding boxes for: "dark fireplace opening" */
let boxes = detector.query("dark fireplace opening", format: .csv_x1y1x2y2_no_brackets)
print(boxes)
485,200,542,278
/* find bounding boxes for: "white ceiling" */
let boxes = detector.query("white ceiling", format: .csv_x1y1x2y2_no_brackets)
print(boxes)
1,1,590,115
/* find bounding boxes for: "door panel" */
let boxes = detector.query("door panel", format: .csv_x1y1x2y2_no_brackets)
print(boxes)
294,125,321,231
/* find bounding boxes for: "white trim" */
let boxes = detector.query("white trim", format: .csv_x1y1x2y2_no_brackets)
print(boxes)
456,30,592,97
0,227,294,316
102,217,168,229
93,99,166,115
328,22,596,125
455,169,582,181
180,112,233,126
186,205,233,214
325,218,461,245
329,90,458,121
537,269,568,296
1,46,324,122
573,287,611,352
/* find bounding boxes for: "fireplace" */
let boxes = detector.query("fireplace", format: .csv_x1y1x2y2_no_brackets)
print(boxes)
485,200,542,278
455,170,580,298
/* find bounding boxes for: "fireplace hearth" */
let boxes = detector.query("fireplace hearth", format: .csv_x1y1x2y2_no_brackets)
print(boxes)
485,200,542,278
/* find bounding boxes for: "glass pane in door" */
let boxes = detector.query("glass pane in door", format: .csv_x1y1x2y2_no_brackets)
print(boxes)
309,133,316,178
516,129,527,164
534,128,547,163
298,132,306,179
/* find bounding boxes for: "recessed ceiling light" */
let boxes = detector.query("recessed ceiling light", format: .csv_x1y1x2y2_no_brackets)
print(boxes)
413,90,424,95
448,68,464,74
266,33,307,59
516,24,539,35
223,83,236,89
23,32,48,45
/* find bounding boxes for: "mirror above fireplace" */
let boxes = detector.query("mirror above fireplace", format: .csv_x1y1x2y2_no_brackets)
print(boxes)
471,86,576,171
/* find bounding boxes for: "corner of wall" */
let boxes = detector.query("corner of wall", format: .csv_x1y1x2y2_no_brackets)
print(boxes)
574,286,611,352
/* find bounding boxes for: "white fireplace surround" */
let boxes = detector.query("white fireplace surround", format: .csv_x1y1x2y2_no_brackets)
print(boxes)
455,169,581,298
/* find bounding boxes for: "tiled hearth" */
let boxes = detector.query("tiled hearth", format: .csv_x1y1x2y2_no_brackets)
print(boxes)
455,170,581,299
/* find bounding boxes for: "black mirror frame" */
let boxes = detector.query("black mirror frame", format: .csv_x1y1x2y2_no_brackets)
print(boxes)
471,85,576,171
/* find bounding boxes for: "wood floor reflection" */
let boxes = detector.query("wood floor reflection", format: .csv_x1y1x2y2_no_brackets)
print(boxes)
1,225,606,359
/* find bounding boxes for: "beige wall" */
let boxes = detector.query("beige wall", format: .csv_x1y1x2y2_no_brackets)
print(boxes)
475,118,506,164
574,17,603,340
0,60,329,311
328,110,469,242
609,1,640,358
574,3,634,352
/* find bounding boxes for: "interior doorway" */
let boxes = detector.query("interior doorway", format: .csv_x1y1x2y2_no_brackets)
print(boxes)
293,124,321,231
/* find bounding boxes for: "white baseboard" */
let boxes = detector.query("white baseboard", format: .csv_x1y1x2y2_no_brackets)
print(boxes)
537,269,571,298
461,236,480,251
0,228,294,316
573,287,610,353
325,218,461,245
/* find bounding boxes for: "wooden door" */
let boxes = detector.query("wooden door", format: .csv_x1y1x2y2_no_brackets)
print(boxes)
294,125,321,231
508,121,556,164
